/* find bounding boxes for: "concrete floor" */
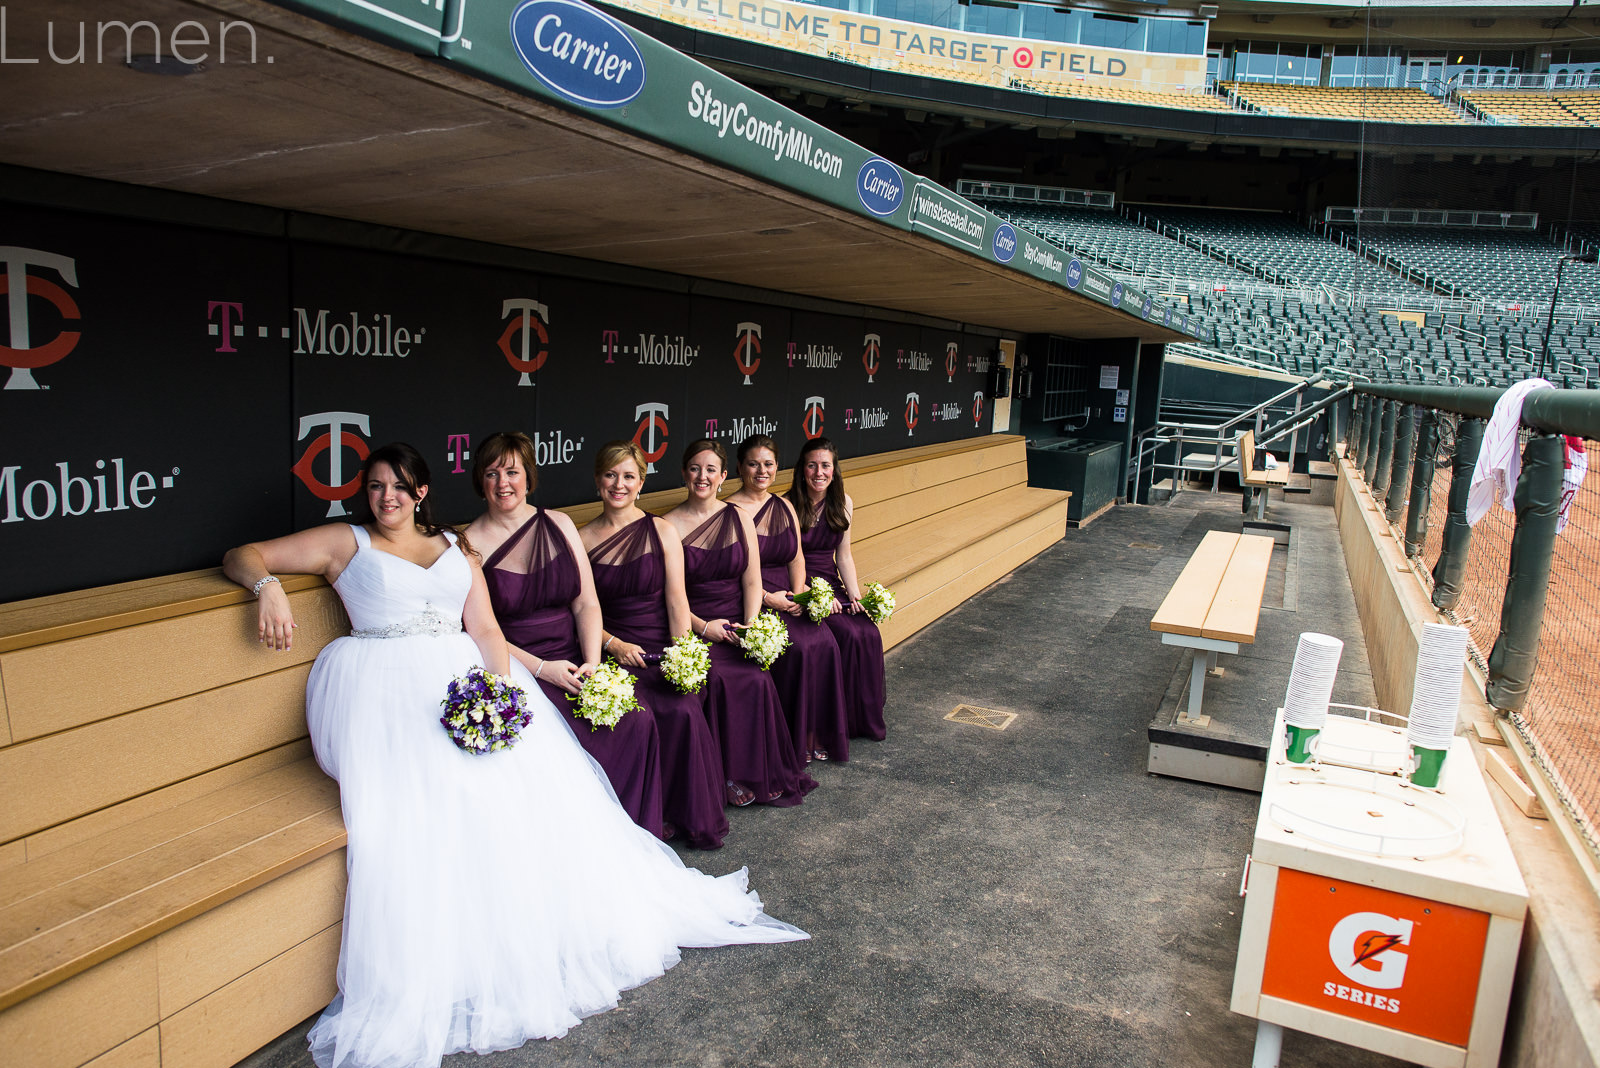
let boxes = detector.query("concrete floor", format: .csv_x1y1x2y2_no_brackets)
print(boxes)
259,492,1408,1068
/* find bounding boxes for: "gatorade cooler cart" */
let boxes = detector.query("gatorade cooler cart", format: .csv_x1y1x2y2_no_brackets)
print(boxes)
1230,708,1528,1067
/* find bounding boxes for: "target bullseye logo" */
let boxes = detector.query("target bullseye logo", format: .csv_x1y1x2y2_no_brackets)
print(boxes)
1013,47,1034,68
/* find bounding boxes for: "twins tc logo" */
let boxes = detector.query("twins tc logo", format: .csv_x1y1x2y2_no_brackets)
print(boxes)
904,392,919,437
972,391,984,428
292,412,371,518
734,322,761,385
1,247,81,390
499,299,550,386
1329,912,1411,991
803,396,825,440
862,332,881,383
944,342,958,383
633,402,669,474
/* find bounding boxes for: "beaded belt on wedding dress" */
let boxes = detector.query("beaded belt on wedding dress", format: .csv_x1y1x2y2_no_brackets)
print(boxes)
350,606,462,639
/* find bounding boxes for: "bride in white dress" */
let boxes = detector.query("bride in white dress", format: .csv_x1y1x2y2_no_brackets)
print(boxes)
223,443,806,1068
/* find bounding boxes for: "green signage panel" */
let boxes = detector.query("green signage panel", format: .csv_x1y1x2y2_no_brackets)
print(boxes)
277,0,453,53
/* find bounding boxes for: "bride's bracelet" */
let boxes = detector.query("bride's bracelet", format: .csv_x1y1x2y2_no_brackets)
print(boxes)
251,575,280,597
532,658,544,680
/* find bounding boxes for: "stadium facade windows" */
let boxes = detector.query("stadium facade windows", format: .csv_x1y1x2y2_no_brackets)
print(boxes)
809,0,1206,56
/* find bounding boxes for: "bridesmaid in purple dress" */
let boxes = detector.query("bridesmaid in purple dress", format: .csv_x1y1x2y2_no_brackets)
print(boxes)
464,433,667,840
727,434,850,764
785,438,888,741
578,441,729,849
664,440,816,808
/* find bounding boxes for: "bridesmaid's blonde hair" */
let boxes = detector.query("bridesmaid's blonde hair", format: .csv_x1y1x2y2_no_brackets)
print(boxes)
594,440,647,478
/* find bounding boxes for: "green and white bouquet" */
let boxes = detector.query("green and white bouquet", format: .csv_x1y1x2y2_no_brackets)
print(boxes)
860,581,897,625
791,575,835,624
658,633,711,694
733,610,790,670
568,660,642,731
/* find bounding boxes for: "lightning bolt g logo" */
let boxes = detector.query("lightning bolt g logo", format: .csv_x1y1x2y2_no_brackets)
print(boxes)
904,391,919,437
803,395,825,440
291,412,372,518
633,402,669,474
945,342,958,383
1329,912,1412,991
499,299,550,386
733,321,762,385
862,332,880,383
1,246,80,390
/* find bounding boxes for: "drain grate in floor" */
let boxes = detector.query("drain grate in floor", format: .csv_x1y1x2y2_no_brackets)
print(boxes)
1128,541,1163,550
945,704,1018,731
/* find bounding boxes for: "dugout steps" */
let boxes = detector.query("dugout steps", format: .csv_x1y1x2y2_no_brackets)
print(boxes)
0,434,1065,1068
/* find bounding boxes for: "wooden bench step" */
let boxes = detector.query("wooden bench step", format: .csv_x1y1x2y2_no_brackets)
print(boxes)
856,484,1065,589
0,758,343,1012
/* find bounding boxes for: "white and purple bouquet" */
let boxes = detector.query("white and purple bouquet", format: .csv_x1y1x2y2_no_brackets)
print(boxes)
791,576,835,624
439,667,532,754
733,610,790,670
659,633,711,694
860,582,897,626
568,660,642,731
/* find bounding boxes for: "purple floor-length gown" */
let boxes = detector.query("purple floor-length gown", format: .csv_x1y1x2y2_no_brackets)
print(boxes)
800,504,888,741
484,509,666,840
681,506,817,806
589,515,729,849
752,497,851,763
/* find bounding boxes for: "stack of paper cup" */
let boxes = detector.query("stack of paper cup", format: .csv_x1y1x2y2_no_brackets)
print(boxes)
1282,633,1344,763
1406,623,1470,787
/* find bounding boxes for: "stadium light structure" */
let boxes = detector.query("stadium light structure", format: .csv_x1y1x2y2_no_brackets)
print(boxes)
1538,248,1600,380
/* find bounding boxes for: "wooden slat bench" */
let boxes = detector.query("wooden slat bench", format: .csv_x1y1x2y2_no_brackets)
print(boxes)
1149,530,1276,728
1236,431,1289,521
0,434,1066,1068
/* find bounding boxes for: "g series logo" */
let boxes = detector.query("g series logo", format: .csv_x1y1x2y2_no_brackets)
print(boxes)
510,0,646,109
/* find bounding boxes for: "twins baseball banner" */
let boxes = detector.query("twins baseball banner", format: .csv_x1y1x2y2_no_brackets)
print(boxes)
0,205,993,601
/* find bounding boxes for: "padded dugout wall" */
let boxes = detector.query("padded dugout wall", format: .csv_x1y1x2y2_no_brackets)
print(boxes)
0,200,999,602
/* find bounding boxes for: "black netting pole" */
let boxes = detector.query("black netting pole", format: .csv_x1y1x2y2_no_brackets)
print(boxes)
1404,409,1439,556
1432,417,1484,610
1372,401,1398,498
1350,395,1366,465
1486,433,1565,711
1385,404,1416,523
1363,400,1386,484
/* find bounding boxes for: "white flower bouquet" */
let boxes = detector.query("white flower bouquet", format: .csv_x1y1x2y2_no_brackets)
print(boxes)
439,667,532,754
791,575,835,623
860,581,897,625
658,633,711,694
568,660,642,731
733,610,791,670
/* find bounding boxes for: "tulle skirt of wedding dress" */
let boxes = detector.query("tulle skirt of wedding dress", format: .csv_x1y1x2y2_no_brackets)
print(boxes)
303,632,807,1068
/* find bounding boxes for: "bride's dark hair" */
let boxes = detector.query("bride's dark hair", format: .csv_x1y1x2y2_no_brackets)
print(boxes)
361,442,473,556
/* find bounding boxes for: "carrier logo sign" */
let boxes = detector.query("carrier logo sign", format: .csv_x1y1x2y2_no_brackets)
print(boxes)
1065,259,1083,290
510,0,645,109
499,299,549,386
862,333,881,383
857,158,904,217
992,223,1017,263
803,396,825,439
292,412,371,518
1142,296,1153,319
633,402,669,474
734,321,762,385
1111,282,1125,309
1,246,80,390
904,392,919,436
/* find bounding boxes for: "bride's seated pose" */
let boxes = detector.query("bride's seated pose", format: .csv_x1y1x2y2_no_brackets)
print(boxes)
223,442,805,1068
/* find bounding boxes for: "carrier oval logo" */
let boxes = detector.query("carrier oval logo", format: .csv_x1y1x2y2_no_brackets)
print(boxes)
857,159,904,217
992,223,1017,263
1065,259,1083,290
510,0,645,109
1111,282,1125,308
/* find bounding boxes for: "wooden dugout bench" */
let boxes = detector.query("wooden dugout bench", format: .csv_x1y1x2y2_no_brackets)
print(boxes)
1149,530,1276,728
0,435,1067,1068
1237,430,1289,522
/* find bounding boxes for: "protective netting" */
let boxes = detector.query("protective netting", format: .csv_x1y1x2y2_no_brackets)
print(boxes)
1373,418,1600,860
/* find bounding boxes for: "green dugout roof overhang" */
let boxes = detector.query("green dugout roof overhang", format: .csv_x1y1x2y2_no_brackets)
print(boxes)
0,0,1190,342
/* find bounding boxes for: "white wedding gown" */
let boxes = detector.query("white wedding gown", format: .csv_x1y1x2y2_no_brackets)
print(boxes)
304,526,806,1068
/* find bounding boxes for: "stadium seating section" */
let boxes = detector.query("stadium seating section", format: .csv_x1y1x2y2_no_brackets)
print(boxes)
1463,90,1600,127
1222,84,1470,124
975,197,1600,390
